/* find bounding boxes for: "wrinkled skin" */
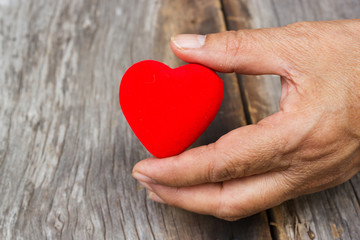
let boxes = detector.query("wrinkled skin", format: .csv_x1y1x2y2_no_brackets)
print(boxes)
132,20,360,221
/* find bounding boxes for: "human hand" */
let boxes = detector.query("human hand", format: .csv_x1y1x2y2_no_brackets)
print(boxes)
132,20,360,221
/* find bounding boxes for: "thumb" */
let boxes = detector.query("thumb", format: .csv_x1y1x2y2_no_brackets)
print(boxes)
170,28,288,75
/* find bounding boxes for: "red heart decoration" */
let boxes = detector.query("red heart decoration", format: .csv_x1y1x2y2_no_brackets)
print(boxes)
119,60,223,158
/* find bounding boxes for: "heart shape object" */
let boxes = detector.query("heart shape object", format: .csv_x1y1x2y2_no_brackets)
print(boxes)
119,60,223,158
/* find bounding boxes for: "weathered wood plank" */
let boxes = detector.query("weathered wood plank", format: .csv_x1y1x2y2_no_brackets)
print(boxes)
221,0,360,239
270,182,360,240
0,0,272,239
222,0,282,123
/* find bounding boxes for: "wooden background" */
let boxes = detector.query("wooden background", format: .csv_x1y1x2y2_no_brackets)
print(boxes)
0,0,359,239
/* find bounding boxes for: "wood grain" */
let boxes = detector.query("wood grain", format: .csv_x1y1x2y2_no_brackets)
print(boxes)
222,0,282,123
0,0,272,239
221,0,360,239
2,0,359,239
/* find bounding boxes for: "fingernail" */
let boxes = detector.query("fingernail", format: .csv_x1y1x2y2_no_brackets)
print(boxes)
138,180,154,192
149,191,166,204
132,172,154,183
171,34,206,49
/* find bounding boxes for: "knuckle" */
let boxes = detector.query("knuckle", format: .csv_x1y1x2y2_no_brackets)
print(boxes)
219,215,240,222
284,21,314,34
213,163,238,182
225,31,242,53
206,140,239,182
205,143,219,182
279,21,317,71
282,21,323,54
214,198,237,221
214,196,245,221
165,187,181,206
224,31,248,65
271,130,290,158
280,171,309,199
217,212,240,221
223,159,240,179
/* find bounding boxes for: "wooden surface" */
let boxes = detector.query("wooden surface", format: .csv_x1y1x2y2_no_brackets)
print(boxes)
0,0,359,239
222,1,360,239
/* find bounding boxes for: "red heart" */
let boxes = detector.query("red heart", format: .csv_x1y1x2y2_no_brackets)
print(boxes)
119,60,223,158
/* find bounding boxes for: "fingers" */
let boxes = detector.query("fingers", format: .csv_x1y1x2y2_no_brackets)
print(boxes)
145,171,291,221
132,112,291,187
170,28,289,76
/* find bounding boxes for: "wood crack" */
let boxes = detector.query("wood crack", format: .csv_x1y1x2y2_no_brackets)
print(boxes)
129,200,141,240
116,197,126,240
144,194,155,240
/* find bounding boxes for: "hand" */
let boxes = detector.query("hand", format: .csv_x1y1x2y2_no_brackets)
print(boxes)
132,20,360,221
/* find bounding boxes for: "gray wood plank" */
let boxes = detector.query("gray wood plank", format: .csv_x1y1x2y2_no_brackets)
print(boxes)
0,0,272,239
222,0,282,123
221,0,360,239
270,182,360,240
